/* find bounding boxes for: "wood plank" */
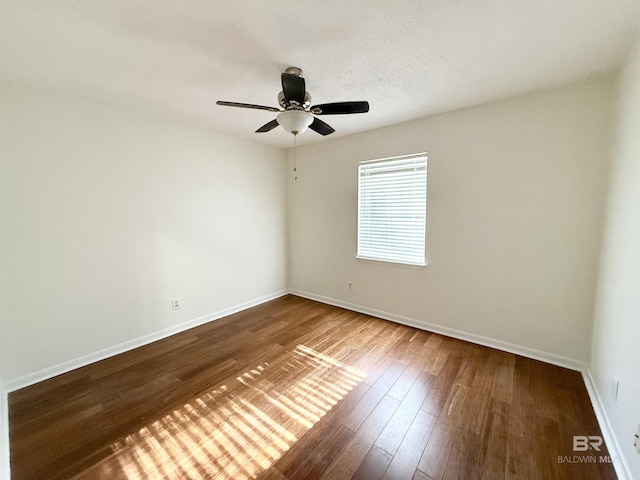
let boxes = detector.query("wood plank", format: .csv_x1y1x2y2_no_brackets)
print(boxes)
420,355,463,416
375,372,435,456
256,467,288,480
352,445,393,480
382,409,437,479
413,471,436,480
319,395,400,480
416,419,459,480
341,361,405,432
282,424,354,480
442,429,483,480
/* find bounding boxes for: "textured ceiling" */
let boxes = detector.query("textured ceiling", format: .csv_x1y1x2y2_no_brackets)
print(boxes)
2,0,640,148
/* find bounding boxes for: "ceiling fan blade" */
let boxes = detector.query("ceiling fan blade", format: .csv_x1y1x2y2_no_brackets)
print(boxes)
216,101,281,113
281,73,306,105
309,117,335,136
255,119,279,133
310,101,370,115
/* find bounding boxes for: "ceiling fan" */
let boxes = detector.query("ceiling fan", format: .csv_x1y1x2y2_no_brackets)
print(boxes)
216,67,369,136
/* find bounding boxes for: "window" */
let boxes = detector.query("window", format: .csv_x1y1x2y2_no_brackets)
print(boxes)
357,153,427,266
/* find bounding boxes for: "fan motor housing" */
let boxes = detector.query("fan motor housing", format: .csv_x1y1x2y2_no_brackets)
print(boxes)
278,91,311,110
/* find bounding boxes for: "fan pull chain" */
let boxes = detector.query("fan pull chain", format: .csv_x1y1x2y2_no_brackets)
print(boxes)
293,133,298,182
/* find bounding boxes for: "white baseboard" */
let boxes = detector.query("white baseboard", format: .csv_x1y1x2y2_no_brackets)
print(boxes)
289,289,585,371
582,369,632,480
6,290,288,393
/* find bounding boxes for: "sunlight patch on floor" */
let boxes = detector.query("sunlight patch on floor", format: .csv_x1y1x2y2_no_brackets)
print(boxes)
81,344,366,479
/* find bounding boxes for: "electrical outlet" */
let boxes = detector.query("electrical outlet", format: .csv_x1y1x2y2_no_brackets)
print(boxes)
634,424,640,454
612,378,620,401
171,298,182,310
348,281,353,290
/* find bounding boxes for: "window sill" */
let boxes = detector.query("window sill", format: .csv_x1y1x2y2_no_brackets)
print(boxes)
356,256,427,270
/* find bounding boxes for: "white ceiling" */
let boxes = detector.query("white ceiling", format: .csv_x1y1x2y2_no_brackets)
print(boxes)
2,0,639,148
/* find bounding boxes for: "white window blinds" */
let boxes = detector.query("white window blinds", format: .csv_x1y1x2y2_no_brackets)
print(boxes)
357,154,427,266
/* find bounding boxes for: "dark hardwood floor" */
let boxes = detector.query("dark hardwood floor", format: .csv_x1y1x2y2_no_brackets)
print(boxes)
9,295,616,479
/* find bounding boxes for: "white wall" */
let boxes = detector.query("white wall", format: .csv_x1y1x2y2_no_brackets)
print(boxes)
0,83,287,385
288,77,613,364
590,40,640,479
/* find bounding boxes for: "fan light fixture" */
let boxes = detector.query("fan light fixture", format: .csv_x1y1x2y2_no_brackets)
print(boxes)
276,110,313,135
216,66,369,136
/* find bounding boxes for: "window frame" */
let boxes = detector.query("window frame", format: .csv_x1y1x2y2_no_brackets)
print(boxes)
356,153,428,267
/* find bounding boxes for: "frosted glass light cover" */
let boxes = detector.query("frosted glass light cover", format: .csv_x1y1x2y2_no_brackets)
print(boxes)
276,110,313,134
